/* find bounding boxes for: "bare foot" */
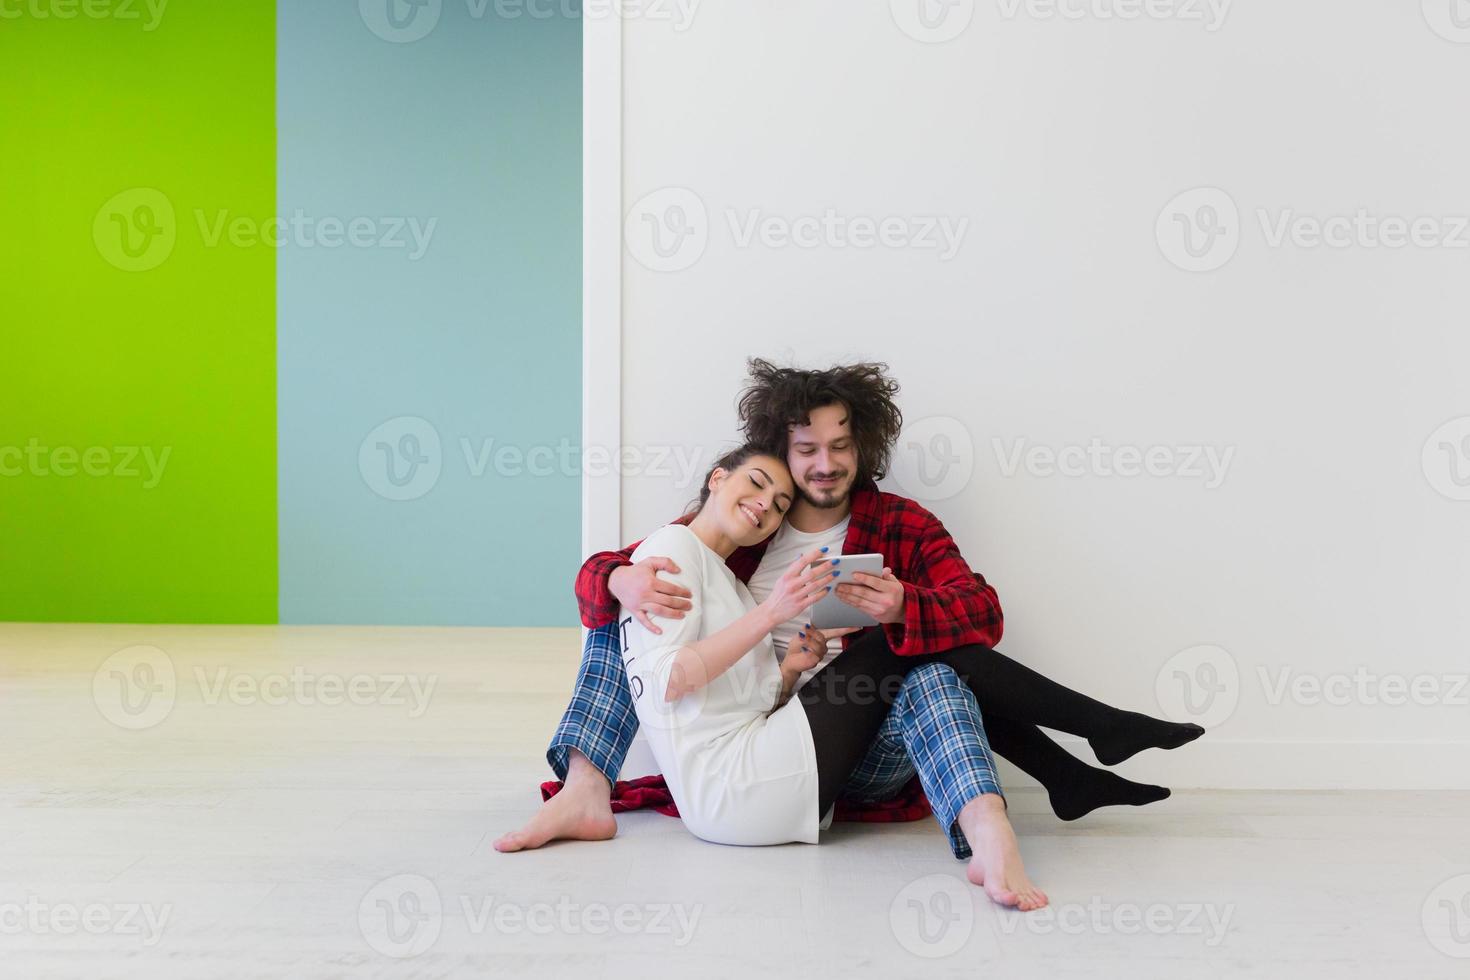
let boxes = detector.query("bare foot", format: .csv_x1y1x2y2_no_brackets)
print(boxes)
957,794,1048,911
493,751,618,852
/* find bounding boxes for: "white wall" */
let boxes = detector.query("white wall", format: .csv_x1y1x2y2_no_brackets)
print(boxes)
604,0,1470,788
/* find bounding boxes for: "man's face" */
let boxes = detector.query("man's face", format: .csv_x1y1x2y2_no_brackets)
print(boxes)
786,402,859,510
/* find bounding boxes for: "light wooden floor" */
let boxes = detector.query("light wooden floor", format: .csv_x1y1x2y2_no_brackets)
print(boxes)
2,623,1467,979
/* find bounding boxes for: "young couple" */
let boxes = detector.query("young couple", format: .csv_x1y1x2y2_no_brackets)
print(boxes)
494,359,1204,911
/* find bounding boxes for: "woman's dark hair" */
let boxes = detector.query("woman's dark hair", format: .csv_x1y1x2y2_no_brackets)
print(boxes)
736,358,903,485
688,443,784,515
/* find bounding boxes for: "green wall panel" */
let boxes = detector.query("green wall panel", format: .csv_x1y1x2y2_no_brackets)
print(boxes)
0,3,277,622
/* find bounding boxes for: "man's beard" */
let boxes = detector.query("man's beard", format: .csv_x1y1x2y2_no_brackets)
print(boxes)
799,476,851,510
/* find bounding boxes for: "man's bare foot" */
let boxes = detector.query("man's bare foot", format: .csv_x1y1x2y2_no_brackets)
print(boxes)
957,794,1048,911
493,751,617,852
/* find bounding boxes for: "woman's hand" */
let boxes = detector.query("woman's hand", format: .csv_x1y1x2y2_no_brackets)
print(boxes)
783,623,861,675
774,622,862,709
760,548,838,629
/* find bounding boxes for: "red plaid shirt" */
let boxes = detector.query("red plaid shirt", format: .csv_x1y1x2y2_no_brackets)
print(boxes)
574,480,1003,654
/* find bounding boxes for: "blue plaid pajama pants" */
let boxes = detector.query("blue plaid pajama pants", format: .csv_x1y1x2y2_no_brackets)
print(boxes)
547,623,1003,859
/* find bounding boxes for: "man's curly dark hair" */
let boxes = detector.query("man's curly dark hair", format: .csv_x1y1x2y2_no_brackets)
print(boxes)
736,358,904,485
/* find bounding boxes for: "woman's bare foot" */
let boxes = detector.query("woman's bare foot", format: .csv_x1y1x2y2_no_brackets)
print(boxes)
493,751,618,852
956,794,1048,911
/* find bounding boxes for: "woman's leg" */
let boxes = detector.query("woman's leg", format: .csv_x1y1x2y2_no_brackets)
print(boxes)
948,645,1204,766
803,632,1185,822
983,716,1170,821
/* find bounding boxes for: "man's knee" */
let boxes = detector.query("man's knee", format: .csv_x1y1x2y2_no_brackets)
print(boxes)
898,662,980,715
901,661,963,691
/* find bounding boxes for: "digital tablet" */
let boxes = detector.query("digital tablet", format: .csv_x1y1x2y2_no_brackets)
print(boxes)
807,552,884,631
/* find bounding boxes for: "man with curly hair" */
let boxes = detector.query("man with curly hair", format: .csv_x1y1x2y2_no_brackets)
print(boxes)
495,359,1202,906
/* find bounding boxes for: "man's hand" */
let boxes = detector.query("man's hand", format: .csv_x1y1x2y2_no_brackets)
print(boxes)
610,558,693,634
834,567,906,624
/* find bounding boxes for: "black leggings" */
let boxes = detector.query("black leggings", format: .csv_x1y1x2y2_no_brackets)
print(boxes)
797,630,1161,817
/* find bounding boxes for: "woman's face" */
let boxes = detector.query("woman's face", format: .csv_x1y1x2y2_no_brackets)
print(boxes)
706,455,795,547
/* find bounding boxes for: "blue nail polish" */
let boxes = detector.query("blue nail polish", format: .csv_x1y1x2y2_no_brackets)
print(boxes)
826,586,833,592
832,559,841,565
798,631,806,638
820,547,829,553
804,623,811,628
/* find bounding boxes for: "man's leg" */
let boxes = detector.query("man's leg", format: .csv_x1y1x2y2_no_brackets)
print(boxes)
817,658,1045,910
494,623,633,852
883,663,1046,909
888,663,1001,860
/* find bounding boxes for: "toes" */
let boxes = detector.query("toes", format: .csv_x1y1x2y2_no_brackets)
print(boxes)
493,832,527,852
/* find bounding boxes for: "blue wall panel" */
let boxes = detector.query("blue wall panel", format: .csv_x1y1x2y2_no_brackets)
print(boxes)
277,1,581,625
